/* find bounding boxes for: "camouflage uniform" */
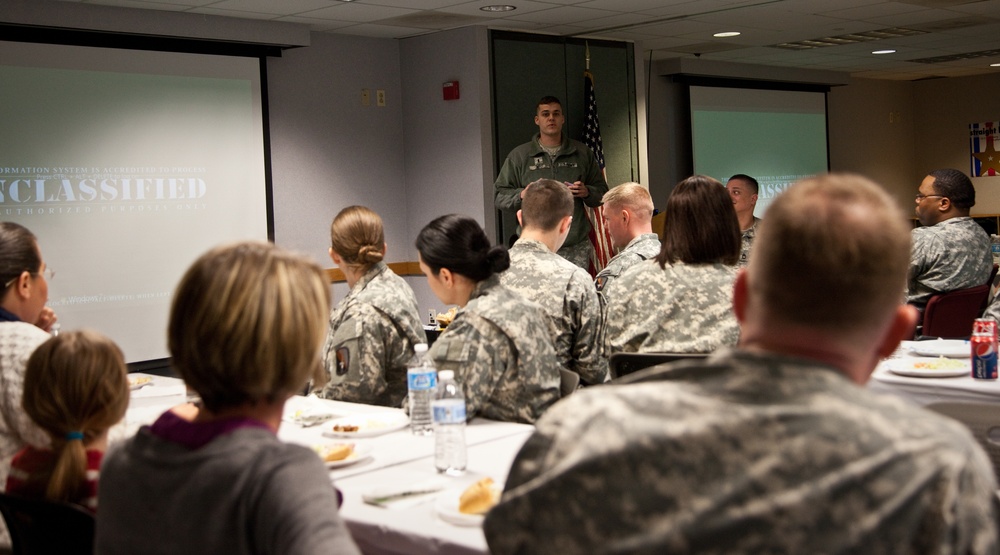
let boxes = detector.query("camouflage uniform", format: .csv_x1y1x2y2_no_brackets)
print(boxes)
494,133,608,269
501,239,609,386
738,217,761,268
484,349,999,555
318,262,426,407
604,259,738,355
908,217,992,306
428,275,561,424
594,233,661,297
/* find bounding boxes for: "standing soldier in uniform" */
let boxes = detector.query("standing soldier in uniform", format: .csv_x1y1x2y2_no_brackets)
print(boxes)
494,96,608,270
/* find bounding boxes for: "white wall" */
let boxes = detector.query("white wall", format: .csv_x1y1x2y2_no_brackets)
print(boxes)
398,26,494,315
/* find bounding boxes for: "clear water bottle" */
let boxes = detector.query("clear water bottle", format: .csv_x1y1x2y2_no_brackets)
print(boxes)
432,370,467,475
407,343,436,435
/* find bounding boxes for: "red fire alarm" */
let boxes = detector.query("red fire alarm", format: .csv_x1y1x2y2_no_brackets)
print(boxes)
443,81,460,101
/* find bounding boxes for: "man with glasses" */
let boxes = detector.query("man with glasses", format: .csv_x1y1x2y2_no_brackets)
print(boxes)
908,168,992,311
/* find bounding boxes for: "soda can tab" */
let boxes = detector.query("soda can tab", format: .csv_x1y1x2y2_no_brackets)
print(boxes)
971,318,998,380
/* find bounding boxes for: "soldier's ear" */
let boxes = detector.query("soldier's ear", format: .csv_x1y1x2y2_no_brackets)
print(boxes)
516,210,523,227
439,267,455,288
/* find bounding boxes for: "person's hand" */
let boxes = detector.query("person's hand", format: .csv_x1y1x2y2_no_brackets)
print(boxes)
35,307,57,333
567,181,589,198
519,182,533,199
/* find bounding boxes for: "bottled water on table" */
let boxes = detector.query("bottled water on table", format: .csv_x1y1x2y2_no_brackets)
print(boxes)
433,370,467,475
407,343,436,435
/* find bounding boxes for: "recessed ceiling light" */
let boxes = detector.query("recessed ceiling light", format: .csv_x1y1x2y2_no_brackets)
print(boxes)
991,63,1000,67
872,49,896,54
714,32,741,38
480,5,516,11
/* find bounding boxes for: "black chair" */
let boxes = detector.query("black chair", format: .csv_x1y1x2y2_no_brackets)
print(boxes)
609,352,708,380
0,493,94,555
559,368,580,397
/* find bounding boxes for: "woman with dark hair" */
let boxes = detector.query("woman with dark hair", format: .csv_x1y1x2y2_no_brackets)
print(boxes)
0,222,57,487
317,206,426,407
604,176,741,357
416,215,560,424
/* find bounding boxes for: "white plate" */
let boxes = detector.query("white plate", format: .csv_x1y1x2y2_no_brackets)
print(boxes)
884,358,970,378
321,412,410,438
908,340,970,358
435,487,491,527
314,444,373,469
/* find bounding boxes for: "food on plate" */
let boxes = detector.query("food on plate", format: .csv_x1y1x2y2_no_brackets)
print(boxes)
128,376,152,388
911,358,966,370
332,424,360,433
435,307,458,329
458,477,500,515
314,443,354,462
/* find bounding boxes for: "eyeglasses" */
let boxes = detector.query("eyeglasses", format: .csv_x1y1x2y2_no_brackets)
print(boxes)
3,266,54,289
915,193,945,201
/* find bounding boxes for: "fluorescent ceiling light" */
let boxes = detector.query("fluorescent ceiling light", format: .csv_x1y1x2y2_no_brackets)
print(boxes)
714,32,741,38
872,49,896,54
481,5,516,11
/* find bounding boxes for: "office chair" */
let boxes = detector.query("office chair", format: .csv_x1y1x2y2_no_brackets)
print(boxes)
609,352,708,380
0,493,94,555
921,284,990,339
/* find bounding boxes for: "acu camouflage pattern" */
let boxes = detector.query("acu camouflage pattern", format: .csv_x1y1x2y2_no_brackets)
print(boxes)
318,262,426,407
604,259,738,355
908,217,992,305
738,217,761,268
501,239,609,385
428,275,561,424
484,349,999,555
594,232,661,296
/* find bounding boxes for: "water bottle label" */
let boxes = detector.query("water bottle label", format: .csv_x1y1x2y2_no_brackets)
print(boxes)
432,400,466,424
407,369,437,391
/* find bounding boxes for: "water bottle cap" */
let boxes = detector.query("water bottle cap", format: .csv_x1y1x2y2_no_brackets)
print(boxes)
439,370,454,380
414,343,428,353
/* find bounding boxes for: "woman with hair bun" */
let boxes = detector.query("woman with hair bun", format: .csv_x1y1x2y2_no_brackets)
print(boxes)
317,206,426,407
416,214,560,424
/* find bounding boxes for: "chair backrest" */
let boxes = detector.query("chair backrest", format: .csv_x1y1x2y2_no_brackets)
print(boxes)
0,493,94,555
922,284,990,339
609,352,708,380
559,368,580,397
927,402,1000,482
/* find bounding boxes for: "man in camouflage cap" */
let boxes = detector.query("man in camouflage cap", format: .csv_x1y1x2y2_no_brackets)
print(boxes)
593,182,660,300
485,173,998,554
908,168,992,311
500,179,608,386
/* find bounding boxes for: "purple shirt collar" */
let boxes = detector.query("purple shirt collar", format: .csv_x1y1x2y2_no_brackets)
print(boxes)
149,409,273,450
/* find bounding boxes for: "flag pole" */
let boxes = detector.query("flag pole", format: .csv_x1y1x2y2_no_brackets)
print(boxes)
585,41,590,71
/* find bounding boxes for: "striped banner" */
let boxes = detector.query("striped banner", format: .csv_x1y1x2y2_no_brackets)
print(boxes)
582,70,615,277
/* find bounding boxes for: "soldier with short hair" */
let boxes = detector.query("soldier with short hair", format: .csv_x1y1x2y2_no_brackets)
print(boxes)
501,179,608,386
594,182,660,298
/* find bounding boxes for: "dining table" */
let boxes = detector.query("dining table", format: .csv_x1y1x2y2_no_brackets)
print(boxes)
116,374,532,555
867,339,1000,406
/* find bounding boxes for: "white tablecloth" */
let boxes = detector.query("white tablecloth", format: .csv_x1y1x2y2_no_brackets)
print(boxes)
868,341,1000,405
116,376,533,555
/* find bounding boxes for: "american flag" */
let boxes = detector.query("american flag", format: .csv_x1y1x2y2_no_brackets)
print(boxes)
582,70,614,277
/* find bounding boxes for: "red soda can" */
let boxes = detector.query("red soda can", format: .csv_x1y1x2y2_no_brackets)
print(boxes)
971,318,998,380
